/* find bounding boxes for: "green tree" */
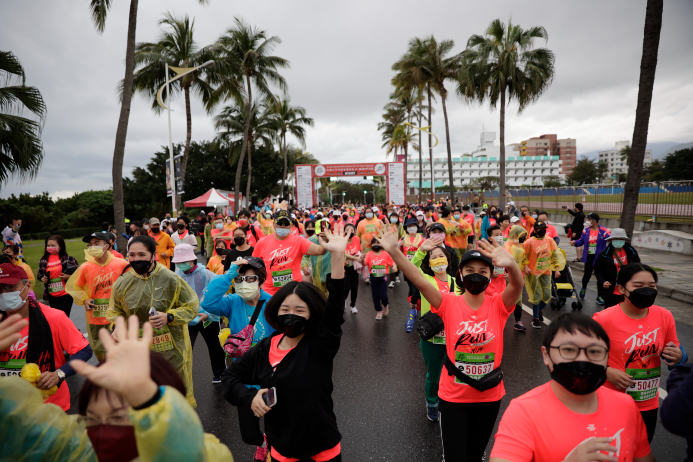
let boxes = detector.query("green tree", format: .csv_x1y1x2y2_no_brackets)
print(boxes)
619,144,631,165
662,148,693,181
216,18,289,213
642,159,664,182
566,157,609,185
266,94,313,198
0,51,46,186
87,0,209,251
124,12,220,208
543,175,562,187
458,19,555,206
620,0,663,238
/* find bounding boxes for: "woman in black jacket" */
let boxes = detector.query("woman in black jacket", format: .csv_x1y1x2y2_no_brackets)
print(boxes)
222,226,349,461
594,228,641,308
567,202,586,262
36,235,78,317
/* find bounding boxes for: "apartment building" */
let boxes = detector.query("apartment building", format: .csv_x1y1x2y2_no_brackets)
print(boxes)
598,140,652,178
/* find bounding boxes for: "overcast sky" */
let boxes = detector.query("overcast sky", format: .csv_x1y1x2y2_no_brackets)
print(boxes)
2,0,692,198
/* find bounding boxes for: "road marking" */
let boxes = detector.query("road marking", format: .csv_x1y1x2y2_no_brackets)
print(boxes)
521,305,668,399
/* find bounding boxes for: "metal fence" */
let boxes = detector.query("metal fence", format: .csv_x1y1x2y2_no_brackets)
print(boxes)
459,181,693,219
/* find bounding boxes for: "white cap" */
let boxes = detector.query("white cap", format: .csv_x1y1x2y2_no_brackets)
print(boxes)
508,201,515,206
510,216,520,223
416,211,424,217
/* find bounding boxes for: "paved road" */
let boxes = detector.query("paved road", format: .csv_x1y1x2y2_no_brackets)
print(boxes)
63,265,690,461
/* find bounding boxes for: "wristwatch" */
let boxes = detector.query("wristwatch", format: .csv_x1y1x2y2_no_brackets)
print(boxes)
56,369,66,385
167,313,174,324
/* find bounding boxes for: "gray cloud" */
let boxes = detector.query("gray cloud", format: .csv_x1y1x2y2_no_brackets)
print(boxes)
2,0,692,198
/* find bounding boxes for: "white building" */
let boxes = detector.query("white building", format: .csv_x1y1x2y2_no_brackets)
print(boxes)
598,141,652,179
405,131,564,190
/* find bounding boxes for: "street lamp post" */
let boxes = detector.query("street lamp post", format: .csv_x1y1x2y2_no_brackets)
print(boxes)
363,190,367,204
157,60,214,218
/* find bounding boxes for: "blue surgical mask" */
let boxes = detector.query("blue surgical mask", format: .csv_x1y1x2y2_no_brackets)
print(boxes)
532,214,538,220
454,214,461,220
215,223,223,230
0,284,27,311
365,212,374,219
177,262,192,272
275,227,291,237
612,240,626,249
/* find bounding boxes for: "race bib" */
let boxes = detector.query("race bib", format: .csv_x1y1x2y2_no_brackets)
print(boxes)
48,277,64,294
0,358,26,377
454,352,495,385
365,224,376,233
272,269,293,287
140,325,174,352
407,250,416,260
91,297,110,321
432,328,446,345
626,367,660,401
588,243,597,254
371,265,387,277
493,266,504,276
536,256,550,271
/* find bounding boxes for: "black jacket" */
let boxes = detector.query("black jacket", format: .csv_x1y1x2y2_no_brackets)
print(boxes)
661,364,693,461
567,209,586,235
594,244,640,290
222,277,345,459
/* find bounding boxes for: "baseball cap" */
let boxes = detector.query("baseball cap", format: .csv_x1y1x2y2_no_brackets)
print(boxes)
172,244,196,263
241,256,266,269
587,212,600,222
274,209,291,224
0,263,28,285
82,232,111,244
149,217,161,225
459,250,493,270
428,223,446,233
510,216,520,223
534,220,548,229
416,210,424,217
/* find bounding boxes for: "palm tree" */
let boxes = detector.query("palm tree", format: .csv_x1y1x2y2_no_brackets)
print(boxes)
0,51,46,186
377,102,405,158
124,12,222,209
214,101,275,202
458,19,555,206
215,17,289,213
621,0,663,238
266,94,313,198
87,0,208,250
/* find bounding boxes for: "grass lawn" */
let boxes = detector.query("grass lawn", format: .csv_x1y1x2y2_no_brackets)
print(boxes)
23,240,88,300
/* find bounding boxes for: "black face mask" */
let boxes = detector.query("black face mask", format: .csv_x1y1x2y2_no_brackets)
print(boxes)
305,229,315,237
462,273,490,295
130,259,152,275
215,247,225,255
549,361,607,395
371,245,382,252
625,288,658,309
519,236,526,244
233,236,245,246
177,223,186,230
277,314,311,338
536,228,547,238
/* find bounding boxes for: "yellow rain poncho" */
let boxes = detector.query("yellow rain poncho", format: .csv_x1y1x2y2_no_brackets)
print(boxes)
108,263,199,407
504,226,529,305
522,234,566,305
66,251,130,361
0,377,234,461
301,234,330,297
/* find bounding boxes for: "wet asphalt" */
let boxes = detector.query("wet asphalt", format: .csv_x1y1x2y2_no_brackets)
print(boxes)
65,262,691,461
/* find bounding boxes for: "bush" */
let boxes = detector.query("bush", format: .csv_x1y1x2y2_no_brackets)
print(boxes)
29,227,101,241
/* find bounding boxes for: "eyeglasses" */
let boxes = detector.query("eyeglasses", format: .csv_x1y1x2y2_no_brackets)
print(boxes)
234,275,260,283
549,344,609,361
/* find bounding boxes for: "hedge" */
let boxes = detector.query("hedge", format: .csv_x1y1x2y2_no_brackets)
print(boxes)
28,227,103,241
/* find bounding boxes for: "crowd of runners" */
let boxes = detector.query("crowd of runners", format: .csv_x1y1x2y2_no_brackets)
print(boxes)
0,198,691,462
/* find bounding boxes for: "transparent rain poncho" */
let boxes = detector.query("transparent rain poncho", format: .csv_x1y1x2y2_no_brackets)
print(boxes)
108,263,199,407
522,234,566,304
0,377,233,461
65,251,129,361
303,235,330,297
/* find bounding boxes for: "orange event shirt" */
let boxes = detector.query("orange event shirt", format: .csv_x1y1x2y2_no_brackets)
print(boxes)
253,234,313,295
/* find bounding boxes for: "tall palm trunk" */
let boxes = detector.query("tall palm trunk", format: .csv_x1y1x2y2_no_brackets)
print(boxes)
179,83,192,211
418,100,422,204
279,133,287,198
440,87,455,200
427,85,434,202
499,84,506,207
245,139,252,206
234,75,252,213
621,0,663,238
112,0,139,252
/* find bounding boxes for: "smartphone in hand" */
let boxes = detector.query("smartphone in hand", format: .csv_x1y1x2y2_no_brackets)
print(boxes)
263,387,277,407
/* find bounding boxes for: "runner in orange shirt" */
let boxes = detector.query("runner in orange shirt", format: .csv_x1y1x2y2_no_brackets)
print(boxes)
438,207,472,259
148,217,175,269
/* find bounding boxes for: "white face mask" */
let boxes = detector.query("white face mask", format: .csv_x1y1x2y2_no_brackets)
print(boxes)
407,226,418,234
365,212,373,219
236,281,259,300
493,236,504,246
390,217,398,224
431,264,448,273
0,284,28,311
275,227,291,237
144,225,150,230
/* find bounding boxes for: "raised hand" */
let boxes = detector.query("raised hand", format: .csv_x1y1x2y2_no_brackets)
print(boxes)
477,238,516,269
374,226,399,253
419,238,441,252
320,224,349,253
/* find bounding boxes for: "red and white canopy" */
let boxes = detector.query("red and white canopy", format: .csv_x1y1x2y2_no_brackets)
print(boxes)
184,188,235,208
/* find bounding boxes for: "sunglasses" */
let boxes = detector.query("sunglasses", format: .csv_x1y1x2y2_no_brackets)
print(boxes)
234,275,260,283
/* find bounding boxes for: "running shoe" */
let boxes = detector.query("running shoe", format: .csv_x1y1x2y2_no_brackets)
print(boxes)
426,404,439,422
596,296,605,305
395,277,401,283
375,311,383,320
365,279,370,285
212,376,222,384
513,321,526,332
405,308,417,333
253,434,268,462
532,319,542,329
388,281,395,288
350,306,358,314
539,311,544,322
579,287,586,299
383,305,389,316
